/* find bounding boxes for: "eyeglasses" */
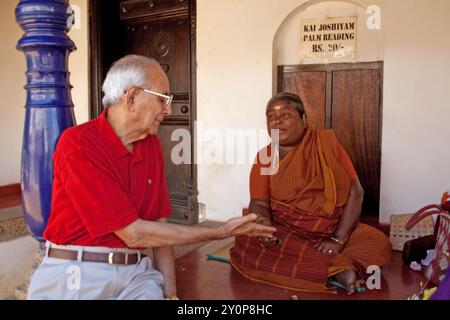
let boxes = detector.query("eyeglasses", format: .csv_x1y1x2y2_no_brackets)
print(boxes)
139,88,173,107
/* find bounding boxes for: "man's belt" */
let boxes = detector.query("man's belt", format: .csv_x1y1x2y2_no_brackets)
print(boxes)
47,247,145,265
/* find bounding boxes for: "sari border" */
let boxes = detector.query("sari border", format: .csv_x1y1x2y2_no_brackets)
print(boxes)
230,260,337,294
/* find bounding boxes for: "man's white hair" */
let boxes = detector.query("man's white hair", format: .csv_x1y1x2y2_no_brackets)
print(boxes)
102,55,163,107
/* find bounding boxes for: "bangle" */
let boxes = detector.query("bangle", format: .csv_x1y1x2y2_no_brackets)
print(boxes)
165,296,179,300
329,236,345,246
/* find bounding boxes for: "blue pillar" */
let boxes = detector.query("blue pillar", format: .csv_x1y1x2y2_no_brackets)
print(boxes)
16,0,77,241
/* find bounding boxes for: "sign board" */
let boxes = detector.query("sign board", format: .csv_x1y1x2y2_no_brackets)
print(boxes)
300,17,357,60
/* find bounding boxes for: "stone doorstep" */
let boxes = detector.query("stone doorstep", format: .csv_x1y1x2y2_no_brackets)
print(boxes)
0,206,23,222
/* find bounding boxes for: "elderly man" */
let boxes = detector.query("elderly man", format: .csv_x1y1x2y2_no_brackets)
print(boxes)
27,55,275,300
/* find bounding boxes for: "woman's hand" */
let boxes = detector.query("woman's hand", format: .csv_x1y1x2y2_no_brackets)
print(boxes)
313,239,343,254
253,215,282,246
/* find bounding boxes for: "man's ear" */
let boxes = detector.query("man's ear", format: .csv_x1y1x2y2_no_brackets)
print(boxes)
124,87,139,111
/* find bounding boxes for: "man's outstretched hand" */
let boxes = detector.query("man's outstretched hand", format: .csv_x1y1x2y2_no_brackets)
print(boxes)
219,213,277,239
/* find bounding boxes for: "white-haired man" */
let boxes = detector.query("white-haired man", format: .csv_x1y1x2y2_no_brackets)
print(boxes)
27,55,276,300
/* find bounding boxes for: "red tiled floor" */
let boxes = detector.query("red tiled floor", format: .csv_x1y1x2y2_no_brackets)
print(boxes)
175,238,425,300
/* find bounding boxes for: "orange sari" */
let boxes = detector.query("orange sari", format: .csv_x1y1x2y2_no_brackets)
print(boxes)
230,129,391,293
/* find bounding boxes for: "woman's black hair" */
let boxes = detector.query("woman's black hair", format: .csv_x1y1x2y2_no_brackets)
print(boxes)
266,92,305,116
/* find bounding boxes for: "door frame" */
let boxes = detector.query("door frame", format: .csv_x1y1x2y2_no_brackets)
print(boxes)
88,0,103,120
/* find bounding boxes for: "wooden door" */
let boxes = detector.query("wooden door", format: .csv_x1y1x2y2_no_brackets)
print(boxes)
89,0,199,224
278,62,383,217
280,70,327,129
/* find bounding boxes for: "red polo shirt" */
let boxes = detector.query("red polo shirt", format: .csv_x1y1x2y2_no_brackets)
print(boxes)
44,110,171,248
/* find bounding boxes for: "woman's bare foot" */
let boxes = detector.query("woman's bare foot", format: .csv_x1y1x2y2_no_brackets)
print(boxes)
335,269,357,295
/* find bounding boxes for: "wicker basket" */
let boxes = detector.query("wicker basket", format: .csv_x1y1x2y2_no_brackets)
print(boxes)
389,213,435,251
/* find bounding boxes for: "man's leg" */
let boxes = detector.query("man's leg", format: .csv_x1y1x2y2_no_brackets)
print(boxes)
27,256,123,300
115,257,165,300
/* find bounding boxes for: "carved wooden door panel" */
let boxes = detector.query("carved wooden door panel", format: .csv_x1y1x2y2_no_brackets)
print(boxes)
278,62,383,217
119,0,198,224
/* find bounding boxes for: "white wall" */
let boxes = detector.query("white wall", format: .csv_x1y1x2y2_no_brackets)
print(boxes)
197,0,450,223
0,0,88,186
0,0,26,186
378,0,450,223
68,0,90,125
196,0,296,221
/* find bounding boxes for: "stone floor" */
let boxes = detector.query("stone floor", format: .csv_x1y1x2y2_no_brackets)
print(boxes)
0,206,28,242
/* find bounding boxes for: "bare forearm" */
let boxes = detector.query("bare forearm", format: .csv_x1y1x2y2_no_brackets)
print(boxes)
115,214,277,249
153,246,177,298
334,179,364,243
122,219,222,248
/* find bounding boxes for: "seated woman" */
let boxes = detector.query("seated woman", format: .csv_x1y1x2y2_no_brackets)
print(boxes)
230,92,392,294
